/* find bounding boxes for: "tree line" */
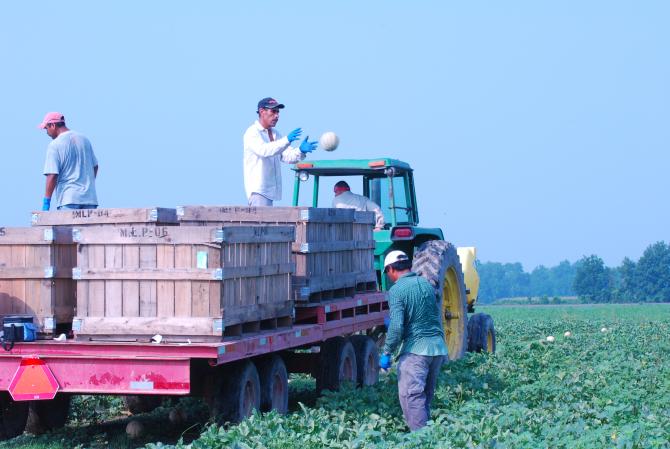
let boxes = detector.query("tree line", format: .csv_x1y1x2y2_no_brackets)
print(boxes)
476,241,670,304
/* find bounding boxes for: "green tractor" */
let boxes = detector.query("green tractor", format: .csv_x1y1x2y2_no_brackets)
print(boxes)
292,158,495,360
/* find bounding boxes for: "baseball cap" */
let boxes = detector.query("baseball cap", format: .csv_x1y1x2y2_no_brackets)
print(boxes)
384,250,409,270
37,112,65,129
257,97,285,111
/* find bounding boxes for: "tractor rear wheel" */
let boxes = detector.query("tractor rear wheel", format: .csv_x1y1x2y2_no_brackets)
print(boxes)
467,313,496,353
412,240,469,360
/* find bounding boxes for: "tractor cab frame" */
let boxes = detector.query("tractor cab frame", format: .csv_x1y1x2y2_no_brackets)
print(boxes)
291,158,443,290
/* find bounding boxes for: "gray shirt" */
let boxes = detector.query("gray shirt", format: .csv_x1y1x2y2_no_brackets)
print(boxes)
43,130,98,207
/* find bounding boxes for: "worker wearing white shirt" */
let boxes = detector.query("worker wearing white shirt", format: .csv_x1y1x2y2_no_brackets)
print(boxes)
332,181,386,230
243,97,317,206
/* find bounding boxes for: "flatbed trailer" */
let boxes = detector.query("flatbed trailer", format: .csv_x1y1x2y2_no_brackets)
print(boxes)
0,292,388,439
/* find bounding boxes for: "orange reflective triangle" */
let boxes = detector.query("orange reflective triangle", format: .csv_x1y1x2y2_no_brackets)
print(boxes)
13,364,56,395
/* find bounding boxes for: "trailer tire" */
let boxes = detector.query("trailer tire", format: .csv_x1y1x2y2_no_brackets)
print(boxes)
350,335,379,386
412,240,469,360
0,392,28,440
210,360,260,424
368,325,386,352
317,337,357,393
25,394,71,434
257,355,288,414
123,395,162,415
467,313,496,353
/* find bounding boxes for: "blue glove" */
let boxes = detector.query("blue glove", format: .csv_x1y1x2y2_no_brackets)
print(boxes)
287,128,302,143
299,136,317,153
42,198,51,211
380,353,392,370
384,316,391,330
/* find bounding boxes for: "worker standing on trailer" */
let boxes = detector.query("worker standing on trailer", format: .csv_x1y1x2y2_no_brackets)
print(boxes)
332,180,386,230
243,97,317,206
380,250,448,431
39,112,99,211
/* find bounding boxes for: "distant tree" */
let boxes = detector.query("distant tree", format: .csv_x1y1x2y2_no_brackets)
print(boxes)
552,260,577,296
476,261,530,303
635,242,670,302
616,257,638,302
573,255,613,303
530,265,552,296
503,262,530,298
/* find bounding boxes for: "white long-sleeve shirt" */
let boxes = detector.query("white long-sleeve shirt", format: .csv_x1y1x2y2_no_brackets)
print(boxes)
243,120,305,201
332,190,386,229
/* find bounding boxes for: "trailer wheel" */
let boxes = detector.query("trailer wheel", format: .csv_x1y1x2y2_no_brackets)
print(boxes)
412,240,469,360
123,395,162,415
209,360,260,424
317,337,358,393
256,355,288,414
350,335,379,386
0,392,28,440
368,325,386,352
25,394,71,434
467,313,496,353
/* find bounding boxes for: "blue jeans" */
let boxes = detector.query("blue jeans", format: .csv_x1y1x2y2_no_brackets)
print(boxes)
57,204,98,210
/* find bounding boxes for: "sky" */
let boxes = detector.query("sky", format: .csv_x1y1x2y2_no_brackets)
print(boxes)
1,1,668,270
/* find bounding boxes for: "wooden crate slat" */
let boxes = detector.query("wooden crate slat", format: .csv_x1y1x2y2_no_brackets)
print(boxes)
0,267,67,279
292,240,376,253
177,205,356,223
219,226,296,243
72,225,218,245
75,316,219,337
0,226,74,244
31,207,178,226
75,268,220,281
156,245,176,318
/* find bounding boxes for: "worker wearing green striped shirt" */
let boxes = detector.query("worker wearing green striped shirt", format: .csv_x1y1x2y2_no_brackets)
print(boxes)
380,250,448,431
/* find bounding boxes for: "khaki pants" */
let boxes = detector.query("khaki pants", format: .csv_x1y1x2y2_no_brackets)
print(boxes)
248,193,272,207
397,353,444,431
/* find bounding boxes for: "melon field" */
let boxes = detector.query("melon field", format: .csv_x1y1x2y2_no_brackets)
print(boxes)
3,304,669,449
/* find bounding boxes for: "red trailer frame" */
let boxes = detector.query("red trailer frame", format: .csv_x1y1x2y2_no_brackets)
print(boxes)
0,292,387,399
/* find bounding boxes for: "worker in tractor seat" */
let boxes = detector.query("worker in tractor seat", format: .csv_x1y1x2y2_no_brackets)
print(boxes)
39,112,99,211
380,250,448,431
243,97,318,206
332,181,386,230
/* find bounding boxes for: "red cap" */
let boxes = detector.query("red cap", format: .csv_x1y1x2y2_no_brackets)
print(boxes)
37,112,65,129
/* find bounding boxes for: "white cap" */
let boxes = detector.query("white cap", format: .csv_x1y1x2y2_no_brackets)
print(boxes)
384,250,409,270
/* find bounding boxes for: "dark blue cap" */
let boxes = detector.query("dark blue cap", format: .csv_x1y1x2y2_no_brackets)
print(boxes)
257,97,285,111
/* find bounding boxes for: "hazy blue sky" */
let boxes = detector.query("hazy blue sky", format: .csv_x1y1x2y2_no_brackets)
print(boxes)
1,1,668,270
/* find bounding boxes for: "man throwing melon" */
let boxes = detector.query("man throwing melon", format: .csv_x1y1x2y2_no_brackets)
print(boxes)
243,97,317,207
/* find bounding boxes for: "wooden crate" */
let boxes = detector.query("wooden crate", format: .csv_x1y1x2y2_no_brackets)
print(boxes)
71,224,294,341
0,226,75,336
31,207,178,227
176,206,377,302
